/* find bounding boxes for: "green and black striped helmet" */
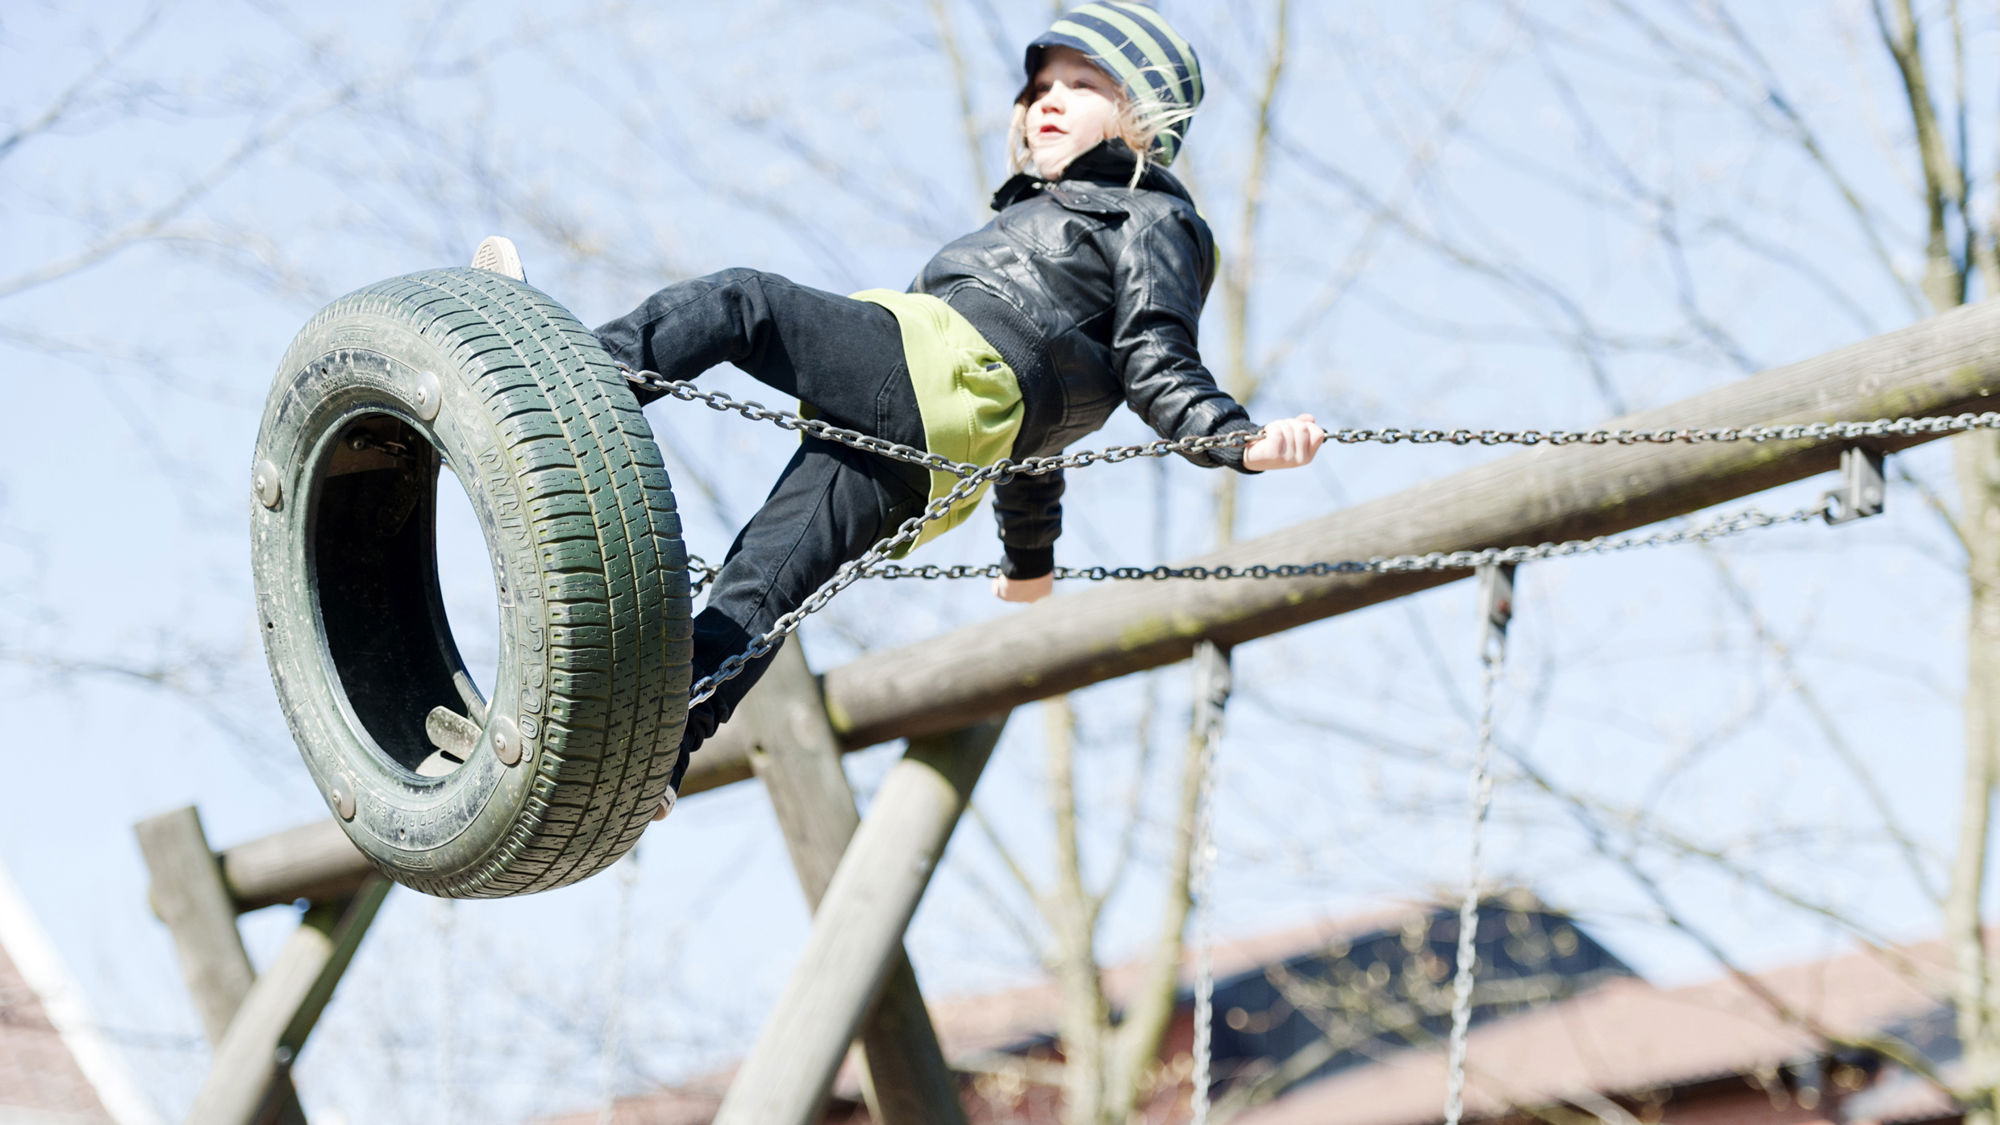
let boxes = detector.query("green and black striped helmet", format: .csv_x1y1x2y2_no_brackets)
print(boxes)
1025,3,1204,165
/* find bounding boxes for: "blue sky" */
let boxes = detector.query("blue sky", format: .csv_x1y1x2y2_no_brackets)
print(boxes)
1,1,1990,1121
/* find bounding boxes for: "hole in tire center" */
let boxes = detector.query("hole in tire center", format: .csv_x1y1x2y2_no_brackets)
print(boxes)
309,413,497,778
435,464,500,706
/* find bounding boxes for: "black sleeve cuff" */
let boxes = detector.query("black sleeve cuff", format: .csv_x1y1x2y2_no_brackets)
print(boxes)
1211,417,1263,474
1001,544,1055,580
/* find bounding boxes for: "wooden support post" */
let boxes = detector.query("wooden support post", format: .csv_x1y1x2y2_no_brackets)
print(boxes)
135,808,309,1125
713,717,1007,1125
742,643,966,1125
181,877,390,1125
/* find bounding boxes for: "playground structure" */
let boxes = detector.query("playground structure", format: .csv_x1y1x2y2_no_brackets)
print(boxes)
135,286,2000,1124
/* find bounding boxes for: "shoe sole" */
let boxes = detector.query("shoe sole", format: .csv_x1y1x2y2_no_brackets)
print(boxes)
471,237,525,281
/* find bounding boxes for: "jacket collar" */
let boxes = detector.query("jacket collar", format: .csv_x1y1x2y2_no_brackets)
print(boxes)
989,139,1193,211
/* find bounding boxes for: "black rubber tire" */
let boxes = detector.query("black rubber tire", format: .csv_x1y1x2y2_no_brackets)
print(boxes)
251,268,690,898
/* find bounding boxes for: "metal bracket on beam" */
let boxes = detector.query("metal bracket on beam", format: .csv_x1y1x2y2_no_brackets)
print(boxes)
1823,447,1886,525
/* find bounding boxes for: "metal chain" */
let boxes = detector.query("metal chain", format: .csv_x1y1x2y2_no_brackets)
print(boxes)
1189,642,1230,1125
625,365,2000,478
685,554,717,597
676,505,1824,689
1444,652,1500,1125
624,365,1251,483
852,501,1831,583
1447,565,1511,1125
681,496,1824,705
685,465,1002,705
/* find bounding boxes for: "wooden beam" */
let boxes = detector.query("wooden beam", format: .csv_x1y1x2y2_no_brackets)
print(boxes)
219,820,379,913
743,643,966,1125
712,718,1007,1125
135,808,309,1125
211,297,2000,908
214,737,777,912
180,877,390,1125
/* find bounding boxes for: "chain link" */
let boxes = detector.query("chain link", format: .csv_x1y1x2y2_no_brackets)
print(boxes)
685,554,718,597
625,366,2000,480
683,505,1824,609
685,464,1005,705
626,365,1300,482
685,494,1822,706
1299,414,2000,447
853,502,1830,583
630,369,983,478
1444,651,1501,1125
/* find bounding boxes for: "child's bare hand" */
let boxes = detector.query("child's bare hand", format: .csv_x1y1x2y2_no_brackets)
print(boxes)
991,573,1055,603
1242,414,1325,471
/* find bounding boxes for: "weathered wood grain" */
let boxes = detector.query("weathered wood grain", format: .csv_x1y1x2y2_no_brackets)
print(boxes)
711,719,1007,1125
743,643,967,1125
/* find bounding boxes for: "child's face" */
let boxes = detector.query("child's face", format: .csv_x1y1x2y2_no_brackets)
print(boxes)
1023,46,1123,178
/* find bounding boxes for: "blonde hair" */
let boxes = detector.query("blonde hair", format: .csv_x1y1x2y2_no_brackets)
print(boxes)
1005,69,1196,187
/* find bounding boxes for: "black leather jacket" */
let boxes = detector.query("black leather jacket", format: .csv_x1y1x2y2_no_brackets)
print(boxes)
913,141,1259,579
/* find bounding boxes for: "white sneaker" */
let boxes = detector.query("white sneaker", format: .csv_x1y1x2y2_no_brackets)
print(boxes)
470,235,526,281
652,789,677,822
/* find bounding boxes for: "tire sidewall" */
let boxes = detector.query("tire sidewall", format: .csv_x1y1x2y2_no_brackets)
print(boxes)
253,308,540,882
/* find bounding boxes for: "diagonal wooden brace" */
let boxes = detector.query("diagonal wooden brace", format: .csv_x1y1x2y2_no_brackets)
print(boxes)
178,875,390,1125
136,808,312,1125
740,643,966,1125
713,713,1008,1125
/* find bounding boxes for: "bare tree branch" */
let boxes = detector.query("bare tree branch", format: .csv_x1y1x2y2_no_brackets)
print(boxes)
927,0,991,207
0,3,167,165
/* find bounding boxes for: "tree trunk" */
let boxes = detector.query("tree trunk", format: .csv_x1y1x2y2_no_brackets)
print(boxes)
1952,427,2000,1125
1045,695,1112,1125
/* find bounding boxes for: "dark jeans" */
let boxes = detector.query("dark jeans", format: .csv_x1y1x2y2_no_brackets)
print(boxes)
595,269,931,787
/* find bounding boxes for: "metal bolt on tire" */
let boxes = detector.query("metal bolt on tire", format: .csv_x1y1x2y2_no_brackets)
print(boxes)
251,269,691,898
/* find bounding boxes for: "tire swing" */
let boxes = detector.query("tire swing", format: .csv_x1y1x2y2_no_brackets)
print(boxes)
250,268,691,898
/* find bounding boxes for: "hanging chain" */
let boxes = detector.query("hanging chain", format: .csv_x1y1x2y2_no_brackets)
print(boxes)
1441,654,1497,1125
679,504,1831,599
860,501,1829,581
685,464,998,705
624,365,2000,477
1445,566,1512,1125
1189,642,1230,1125
623,366,1252,482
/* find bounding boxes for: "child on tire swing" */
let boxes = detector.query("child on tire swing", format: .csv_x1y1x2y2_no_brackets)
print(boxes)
471,3,1323,819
